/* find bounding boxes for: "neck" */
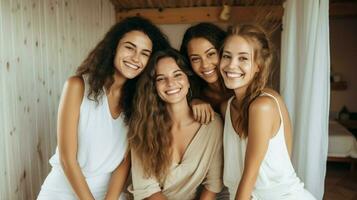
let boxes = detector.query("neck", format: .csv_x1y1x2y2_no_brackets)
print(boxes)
166,100,193,128
107,71,127,94
233,86,247,103
207,80,222,92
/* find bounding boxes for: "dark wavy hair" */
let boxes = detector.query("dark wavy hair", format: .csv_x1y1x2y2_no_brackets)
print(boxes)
75,16,170,122
180,23,227,97
128,48,194,183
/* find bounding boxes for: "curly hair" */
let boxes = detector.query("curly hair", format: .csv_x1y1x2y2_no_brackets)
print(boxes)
180,23,227,98
75,16,170,122
128,48,195,183
224,24,274,138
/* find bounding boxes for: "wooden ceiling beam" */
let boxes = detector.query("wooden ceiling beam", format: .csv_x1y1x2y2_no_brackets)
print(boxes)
116,5,283,24
115,2,357,24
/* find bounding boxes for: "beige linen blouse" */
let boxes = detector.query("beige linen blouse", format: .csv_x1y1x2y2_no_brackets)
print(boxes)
128,115,224,200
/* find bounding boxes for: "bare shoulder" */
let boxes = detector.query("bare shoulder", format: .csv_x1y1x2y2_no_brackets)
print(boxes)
60,76,85,103
249,95,280,122
65,76,85,91
262,88,285,102
250,95,276,113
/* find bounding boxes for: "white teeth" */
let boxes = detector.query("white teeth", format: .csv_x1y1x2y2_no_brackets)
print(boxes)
165,88,180,95
226,72,243,78
203,69,215,75
124,62,139,70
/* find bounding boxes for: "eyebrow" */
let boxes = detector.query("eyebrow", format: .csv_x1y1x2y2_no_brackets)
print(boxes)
189,47,216,57
204,47,216,54
123,41,152,53
222,50,249,55
156,69,183,77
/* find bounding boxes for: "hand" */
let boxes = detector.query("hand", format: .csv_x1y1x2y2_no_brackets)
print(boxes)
191,99,215,124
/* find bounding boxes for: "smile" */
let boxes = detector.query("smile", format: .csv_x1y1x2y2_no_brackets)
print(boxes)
165,88,181,95
124,61,140,70
225,72,244,78
202,69,215,76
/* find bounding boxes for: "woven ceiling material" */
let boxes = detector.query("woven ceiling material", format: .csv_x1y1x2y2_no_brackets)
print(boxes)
110,0,285,11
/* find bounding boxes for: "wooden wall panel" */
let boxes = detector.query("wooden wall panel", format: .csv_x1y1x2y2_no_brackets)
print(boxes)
0,0,115,199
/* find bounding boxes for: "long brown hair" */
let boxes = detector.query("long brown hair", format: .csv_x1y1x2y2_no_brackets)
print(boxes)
75,16,170,122
223,24,274,137
128,48,194,183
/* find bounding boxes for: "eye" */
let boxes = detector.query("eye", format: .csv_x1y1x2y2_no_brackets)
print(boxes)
207,51,217,58
174,73,183,78
239,56,248,61
222,54,231,59
190,57,201,63
141,52,150,57
156,77,164,82
125,45,135,51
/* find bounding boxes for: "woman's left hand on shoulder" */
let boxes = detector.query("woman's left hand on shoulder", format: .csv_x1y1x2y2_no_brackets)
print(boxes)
191,98,215,124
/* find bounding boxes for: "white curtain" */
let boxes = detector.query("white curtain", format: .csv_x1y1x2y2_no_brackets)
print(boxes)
280,0,330,199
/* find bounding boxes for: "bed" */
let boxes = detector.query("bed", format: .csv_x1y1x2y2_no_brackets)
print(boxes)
328,120,357,170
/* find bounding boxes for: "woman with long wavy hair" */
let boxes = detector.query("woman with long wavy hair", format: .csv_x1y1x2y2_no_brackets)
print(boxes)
37,16,170,200
128,48,223,200
180,23,233,123
220,24,315,200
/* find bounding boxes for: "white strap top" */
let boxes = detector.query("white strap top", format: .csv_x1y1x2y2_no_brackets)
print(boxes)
49,76,128,177
223,92,304,200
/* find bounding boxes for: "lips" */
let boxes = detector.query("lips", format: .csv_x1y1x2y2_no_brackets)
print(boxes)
202,69,215,76
165,88,181,95
225,71,244,78
123,61,140,70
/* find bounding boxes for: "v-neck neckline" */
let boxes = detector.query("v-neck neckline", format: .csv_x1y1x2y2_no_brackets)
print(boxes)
172,123,206,166
103,88,121,121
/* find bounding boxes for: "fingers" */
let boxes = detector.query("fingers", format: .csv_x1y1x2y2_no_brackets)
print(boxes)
210,106,215,122
193,106,198,121
192,103,215,124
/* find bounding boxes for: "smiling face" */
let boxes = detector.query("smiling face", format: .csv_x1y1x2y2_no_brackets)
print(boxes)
187,37,219,83
155,57,190,105
114,30,153,79
220,35,260,91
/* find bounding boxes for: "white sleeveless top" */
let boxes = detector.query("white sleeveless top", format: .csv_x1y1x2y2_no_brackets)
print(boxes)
38,76,128,199
223,93,315,200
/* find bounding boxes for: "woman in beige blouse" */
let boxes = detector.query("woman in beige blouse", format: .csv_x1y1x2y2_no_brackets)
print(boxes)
127,48,223,200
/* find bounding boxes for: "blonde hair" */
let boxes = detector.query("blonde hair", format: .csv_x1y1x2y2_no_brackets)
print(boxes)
223,24,274,137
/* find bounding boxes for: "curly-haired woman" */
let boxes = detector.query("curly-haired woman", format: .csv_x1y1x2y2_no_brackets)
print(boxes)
128,48,223,200
37,16,170,200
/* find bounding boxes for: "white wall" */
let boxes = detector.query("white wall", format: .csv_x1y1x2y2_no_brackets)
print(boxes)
0,0,115,199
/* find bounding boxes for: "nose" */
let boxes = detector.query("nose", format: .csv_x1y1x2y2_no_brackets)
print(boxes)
131,51,140,63
201,58,210,69
165,77,175,87
227,57,239,69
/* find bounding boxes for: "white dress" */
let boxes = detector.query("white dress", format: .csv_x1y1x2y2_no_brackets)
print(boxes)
37,76,128,200
223,93,316,200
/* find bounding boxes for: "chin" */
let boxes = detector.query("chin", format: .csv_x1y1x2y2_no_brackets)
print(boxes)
204,76,219,84
223,81,243,90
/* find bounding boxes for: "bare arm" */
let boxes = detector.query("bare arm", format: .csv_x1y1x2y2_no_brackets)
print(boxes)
105,154,131,200
58,76,94,200
235,97,279,200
